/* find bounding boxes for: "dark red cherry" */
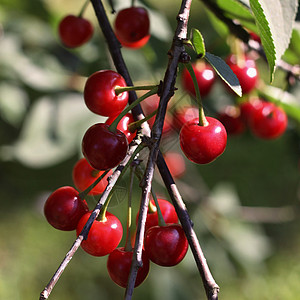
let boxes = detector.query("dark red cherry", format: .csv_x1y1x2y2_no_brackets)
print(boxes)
144,224,188,267
44,186,89,231
182,62,215,98
248,101,288,139
107,247,150,288
114,7,150,48
76,211,123,257
72,158,113,195
84,70,128,117
239,98,264,125
105,113,136,144
179,117,227,164
58,15,93,48
82,123,128,170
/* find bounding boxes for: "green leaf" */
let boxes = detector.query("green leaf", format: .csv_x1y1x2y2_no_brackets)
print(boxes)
191,28,206,58
249,0,298,82
205,52,242,97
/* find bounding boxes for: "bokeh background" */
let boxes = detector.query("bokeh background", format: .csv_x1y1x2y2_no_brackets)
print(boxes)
1,0,300,299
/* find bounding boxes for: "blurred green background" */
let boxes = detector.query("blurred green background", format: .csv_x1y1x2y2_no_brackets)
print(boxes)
1,0,300,299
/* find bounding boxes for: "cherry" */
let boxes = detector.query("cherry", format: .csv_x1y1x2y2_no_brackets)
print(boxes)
84,70,128,117
44,186,89,231
172,106,199,131
107,247,150,288
217,106,245,135
239,98,264,125
58,15,93,48
226,54,258,94
248,101,288,139
136,198,178,234
114,7,150,48
163,152,186,178
82,123,128,170
180,117,227,164
182,62,215,98
105,113,137,144
76,211,123,257
144,224,188,267
72,158,113,195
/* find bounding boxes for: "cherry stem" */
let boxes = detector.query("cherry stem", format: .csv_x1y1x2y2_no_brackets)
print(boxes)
78,169,110,200
151,190,166,226
97,192,112,221
128,109,157,133
124,164,136,252
108,87,158,133
185,62,208,127
115,84,158,96
78,0,91,18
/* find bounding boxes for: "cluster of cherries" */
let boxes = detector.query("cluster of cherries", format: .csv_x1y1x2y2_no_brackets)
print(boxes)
47,3,289,291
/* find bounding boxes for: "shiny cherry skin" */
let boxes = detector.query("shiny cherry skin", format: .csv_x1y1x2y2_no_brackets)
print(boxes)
114,7,150,48
217,106,245,135
136,198,178,234
105,113,136,144
72,158,113,195
58,15,93,48
182,62,215,98
172,106,199,131
82,123,128,170
226,54,258,94
163,152,186,178
180,117,227,164
107,247,150,288
144,224,188,267
44,186,89,231
248,101,288,139
76,211,123,257
84,70,128,117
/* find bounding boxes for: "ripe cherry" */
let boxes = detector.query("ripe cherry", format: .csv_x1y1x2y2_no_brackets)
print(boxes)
179,117,227,164
44,186,89,231
72,158,113,195
107,247,150,288
172,106,198,131
84,70,128,117
239,98,264,125
136,198,178,234
144,224,188,267
58,15,93,48
163,152,186,178
217,106,245,135
82,123,128,170
76,211,123,257
226,54,258,94
182,62,215,98
114,7,150,48
105,113,137,144
248,101,288,139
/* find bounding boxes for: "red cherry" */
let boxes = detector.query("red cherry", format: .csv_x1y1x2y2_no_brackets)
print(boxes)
58,15,93,48
217,106,245,135
72,158,113,195
76,211,123,256
136,199,178,234
44,186,89,231
180,117,227,164
105,113,137,144
172,106,199,131
182,62,215,98
114,7,150,48
163,152,186,178
82,123,128,170
107,247,150,288
144,224,188,267
84,70,128,117
239,98,264,125
248,101,288,139
226,55,258,94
